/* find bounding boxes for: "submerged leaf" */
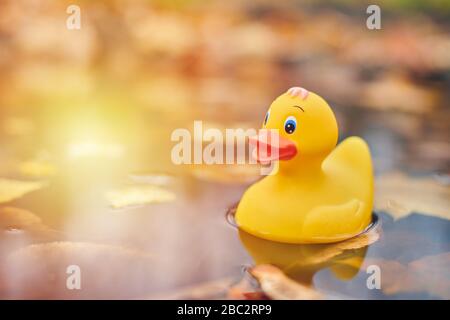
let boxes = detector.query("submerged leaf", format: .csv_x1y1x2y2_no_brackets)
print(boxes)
249,264,323,300
293,223,380,268
105,185,175,209
0,178,47,203
375,172,450,220
227,275,268,300
3,242,155,299
363,253,450,299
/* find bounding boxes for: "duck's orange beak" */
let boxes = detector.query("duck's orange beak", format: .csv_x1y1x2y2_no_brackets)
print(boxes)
249,130,297,163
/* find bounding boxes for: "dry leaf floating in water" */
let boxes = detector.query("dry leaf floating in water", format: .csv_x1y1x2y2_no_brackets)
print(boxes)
105,185,176,209
375,172,450,220
18,160,57,178
0,178,47,204
363,253,450,299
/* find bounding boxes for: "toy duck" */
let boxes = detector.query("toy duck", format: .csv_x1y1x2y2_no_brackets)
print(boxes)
235,87,374,244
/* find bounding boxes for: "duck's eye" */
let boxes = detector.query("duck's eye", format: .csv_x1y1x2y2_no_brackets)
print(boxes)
264,110,270,126
284,116,297,134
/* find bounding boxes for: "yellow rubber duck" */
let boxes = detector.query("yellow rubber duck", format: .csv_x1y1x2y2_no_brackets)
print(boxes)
235,87,374,244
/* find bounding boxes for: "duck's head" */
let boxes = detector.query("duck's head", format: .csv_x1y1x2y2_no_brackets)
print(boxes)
251,87,338,168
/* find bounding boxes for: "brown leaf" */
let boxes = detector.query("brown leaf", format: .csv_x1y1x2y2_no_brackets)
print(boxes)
0,207,63,258
363,253,450,299
0,206,42,229
2,117,34,136
18,160,57,178
375,172,450,220
361,73,439,114
227,276,267,300
249,264,323,300
148,277,236,300
2,242,155,299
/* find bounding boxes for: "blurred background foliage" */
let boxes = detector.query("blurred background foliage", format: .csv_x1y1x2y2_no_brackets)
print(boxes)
0,0,448,175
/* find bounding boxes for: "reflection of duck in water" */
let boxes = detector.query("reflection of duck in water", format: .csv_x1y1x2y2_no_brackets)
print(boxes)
236,87,374,244
238,219,380,284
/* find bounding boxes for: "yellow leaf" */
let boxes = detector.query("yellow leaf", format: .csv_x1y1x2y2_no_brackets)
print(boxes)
2,117,34,136
0,178,47,204
105,185,175,209
18,160,57,178
147,277,236,300
375,172,450,220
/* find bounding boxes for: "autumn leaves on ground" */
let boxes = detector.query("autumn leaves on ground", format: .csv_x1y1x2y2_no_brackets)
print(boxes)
0,0,449,299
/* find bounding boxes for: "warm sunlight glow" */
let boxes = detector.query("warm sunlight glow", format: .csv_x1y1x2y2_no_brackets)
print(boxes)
67,141,124,159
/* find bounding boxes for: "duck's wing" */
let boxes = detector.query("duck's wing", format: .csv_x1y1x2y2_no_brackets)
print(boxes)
300,199,370,243
322,136,373,183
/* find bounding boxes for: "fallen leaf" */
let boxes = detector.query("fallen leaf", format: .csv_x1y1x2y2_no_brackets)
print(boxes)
375,172,450,220
18,160,57,178
105,185,175,209
148,277,236,300
0,206,42,229
283,220,380,272
2,242,155,299
2,117,34,136
406,253,450,299
0,207,63,259
227,274,267,300
249,264,323,300
0,178,47,203
363,253,450,299
361,73,439,114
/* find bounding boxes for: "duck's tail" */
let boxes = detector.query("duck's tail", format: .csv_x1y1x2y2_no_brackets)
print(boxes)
324,136,373,185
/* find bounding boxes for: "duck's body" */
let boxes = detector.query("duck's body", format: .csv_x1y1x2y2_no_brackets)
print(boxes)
235,88,374,244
